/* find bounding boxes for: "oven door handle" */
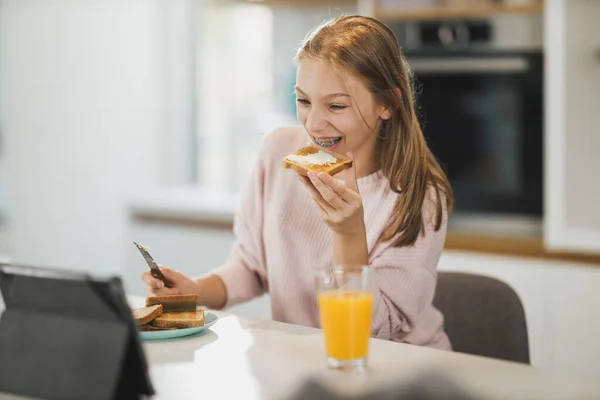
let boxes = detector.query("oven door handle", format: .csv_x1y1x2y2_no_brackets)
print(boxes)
408,57,529,74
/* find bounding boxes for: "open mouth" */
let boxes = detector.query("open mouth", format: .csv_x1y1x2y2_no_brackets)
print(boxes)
313,137,342,148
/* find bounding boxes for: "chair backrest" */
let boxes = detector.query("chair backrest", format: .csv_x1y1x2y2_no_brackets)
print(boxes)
433,272,530,364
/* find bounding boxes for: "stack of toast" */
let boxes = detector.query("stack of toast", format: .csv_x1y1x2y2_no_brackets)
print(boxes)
131,294,205,331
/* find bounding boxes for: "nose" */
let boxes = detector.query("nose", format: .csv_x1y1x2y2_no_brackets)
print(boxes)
304,107,328,134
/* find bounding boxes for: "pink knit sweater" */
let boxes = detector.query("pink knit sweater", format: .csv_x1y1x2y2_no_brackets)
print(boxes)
213,127,451,350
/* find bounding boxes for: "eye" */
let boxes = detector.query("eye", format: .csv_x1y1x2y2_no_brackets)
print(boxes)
330,104,347,110
296,98,310,105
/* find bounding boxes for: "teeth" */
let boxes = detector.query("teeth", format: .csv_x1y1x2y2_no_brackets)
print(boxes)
314,137,342,147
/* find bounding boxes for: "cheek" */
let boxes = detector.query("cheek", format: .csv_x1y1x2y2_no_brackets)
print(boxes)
296,107,308,124
330,115,354,134
330,110,373,139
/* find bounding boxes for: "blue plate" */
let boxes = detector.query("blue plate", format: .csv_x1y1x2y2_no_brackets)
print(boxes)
139,311,219,341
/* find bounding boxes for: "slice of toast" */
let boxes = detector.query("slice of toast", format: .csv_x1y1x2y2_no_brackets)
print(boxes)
282,145,352,177
146,294,199,312
132,304,163,325
151,310,205,329
138,323,177,332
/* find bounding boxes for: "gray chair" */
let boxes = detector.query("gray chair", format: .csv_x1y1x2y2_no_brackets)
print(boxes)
433,272,530,364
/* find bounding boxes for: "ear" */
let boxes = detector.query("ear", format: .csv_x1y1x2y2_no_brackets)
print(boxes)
379,88,401,121
380,108,392,120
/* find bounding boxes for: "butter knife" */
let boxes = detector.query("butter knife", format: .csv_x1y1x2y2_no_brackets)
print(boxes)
133,241,174,288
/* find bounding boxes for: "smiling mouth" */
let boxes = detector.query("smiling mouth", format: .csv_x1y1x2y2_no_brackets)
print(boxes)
313,137,342,147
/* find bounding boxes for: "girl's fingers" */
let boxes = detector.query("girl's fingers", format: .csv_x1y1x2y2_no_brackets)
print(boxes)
298,175,336,213
344,152,359,193
316,171,360,205
308,172,345,210
147,286,180,296
142,272,164,289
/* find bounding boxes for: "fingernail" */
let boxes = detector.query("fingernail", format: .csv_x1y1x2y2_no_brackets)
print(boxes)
157,281,164,289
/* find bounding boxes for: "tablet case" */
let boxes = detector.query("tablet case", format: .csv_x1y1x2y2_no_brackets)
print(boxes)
0,264,154,400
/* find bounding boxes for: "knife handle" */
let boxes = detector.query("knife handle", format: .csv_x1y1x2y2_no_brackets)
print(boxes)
151,269,174,288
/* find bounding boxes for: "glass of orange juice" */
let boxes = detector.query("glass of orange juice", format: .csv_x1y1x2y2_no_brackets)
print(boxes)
315,264,375,370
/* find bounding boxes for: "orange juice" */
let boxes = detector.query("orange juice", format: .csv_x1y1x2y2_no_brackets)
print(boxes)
318,290,373,360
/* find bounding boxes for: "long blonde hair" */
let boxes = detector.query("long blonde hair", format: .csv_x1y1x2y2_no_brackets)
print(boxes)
297,15,453,247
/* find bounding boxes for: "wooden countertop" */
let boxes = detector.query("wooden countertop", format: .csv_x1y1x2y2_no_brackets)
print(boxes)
445,232,600,265
375,2,544,21
228,0,544,21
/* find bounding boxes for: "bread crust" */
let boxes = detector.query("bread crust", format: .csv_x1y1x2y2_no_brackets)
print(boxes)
138,323,176,331
146,294,199,312
282,145,352,176
132,304,163,325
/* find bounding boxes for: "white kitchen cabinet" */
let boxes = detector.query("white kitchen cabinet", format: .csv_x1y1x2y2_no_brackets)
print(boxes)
545,0,600,254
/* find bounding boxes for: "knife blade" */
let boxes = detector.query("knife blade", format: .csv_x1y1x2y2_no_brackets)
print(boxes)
133,241,174,288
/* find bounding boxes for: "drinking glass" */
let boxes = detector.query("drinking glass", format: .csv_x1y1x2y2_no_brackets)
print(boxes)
315,264,376,370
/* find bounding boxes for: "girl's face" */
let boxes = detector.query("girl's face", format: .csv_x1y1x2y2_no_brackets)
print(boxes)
295,57,389,177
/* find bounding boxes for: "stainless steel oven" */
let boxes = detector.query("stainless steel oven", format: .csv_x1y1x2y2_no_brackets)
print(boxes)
391,18,544,219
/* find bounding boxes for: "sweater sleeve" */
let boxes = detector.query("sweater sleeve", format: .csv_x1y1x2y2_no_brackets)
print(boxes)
210,139,270,309
370,193,448,341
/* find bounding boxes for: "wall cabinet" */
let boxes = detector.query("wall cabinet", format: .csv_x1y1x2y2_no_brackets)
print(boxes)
544,0,600,254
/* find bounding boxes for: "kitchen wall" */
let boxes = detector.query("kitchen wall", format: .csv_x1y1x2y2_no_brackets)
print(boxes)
270,3,357,116
0,0,193,274
0,0,354,272
0,226,7,263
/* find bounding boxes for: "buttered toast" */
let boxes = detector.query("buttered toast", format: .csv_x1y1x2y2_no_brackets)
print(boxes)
282,145,352,176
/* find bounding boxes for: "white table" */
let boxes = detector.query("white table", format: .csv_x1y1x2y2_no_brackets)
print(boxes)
1,296,599,400
127,296,600,400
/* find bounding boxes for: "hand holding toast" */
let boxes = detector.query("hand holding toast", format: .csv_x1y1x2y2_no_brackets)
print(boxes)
299,152,365,237
141,267,199,296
